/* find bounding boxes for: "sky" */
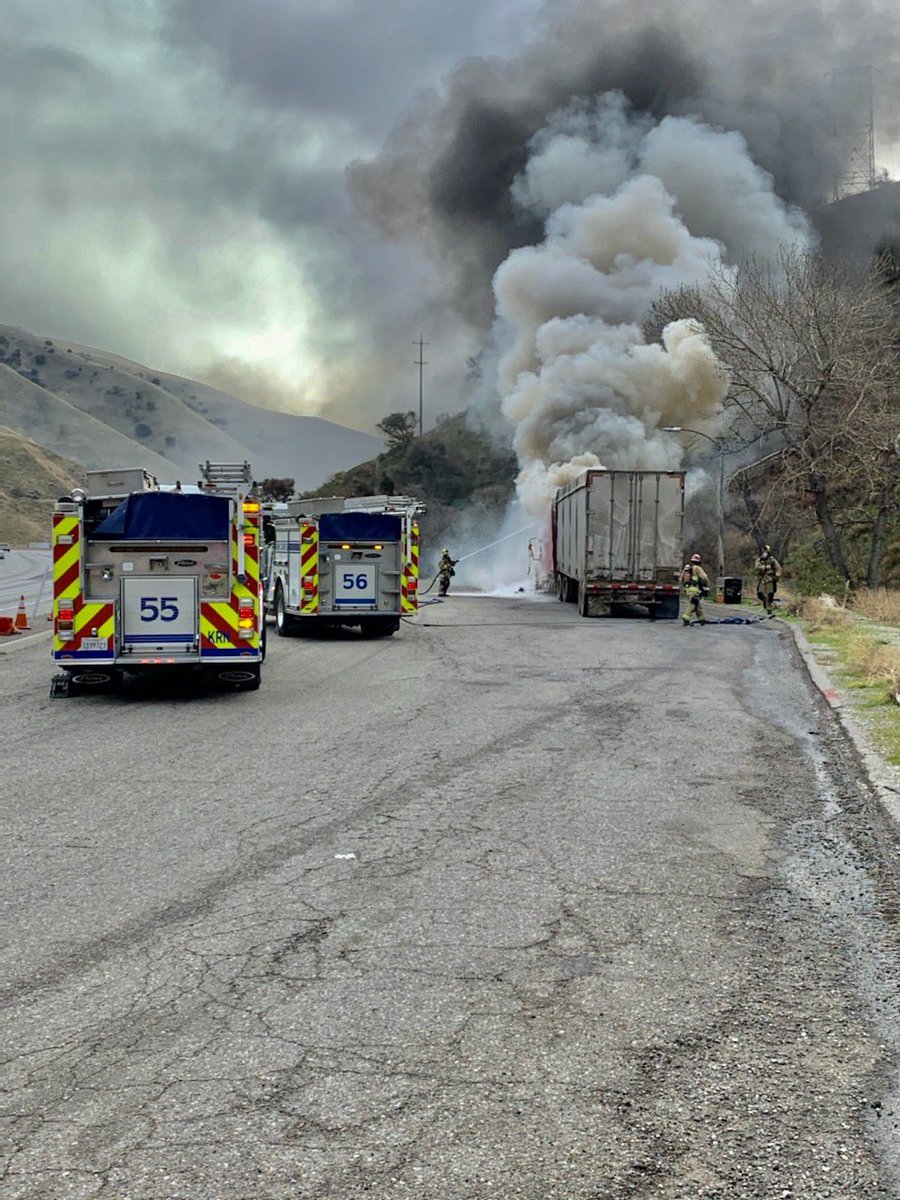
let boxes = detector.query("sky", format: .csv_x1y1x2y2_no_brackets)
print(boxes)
1,0,897,433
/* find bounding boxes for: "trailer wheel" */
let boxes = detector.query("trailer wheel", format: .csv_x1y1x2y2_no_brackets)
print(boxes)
578,583,590,617
558,574,577,603
274,585,296,637
655,595,680,621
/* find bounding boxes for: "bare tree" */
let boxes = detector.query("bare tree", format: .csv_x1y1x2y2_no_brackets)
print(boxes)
648,249,899,587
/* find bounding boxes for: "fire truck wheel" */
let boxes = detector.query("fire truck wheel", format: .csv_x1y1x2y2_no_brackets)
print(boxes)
67,669,122,694
274,585,296,637
215,666,261,691
360,618,399,638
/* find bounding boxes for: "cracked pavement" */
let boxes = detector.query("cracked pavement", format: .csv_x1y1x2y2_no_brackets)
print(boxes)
1,595,898,1198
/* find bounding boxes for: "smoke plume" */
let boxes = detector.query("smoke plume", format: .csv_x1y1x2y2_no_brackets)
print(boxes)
350,0,898,440
471,96,811,515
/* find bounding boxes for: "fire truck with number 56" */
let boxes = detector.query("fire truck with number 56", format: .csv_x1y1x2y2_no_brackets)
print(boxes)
266,494,423,638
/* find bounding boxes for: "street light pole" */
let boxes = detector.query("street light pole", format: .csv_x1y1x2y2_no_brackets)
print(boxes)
663,426,726,580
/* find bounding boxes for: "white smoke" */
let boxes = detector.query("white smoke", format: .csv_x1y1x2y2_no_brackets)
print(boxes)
481,93,815,522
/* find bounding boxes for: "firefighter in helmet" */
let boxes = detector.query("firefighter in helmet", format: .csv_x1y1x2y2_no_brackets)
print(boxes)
754,544,782,614
438,547,457,597
681,552,711,626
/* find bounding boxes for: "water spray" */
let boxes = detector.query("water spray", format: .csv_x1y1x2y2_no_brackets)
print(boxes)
420,523,540,594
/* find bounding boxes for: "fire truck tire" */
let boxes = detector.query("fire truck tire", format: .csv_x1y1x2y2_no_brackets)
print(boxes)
215,666,261,691
259,617,268,662
274,585,297,637
360,618,399,638
67,668,122,694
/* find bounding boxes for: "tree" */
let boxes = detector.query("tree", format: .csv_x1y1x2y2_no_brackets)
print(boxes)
648,249,899,588
258,477,295,502
376,411,417,453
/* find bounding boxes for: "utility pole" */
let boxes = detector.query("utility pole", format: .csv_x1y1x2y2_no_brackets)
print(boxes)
664,426,727,579
414,334,428,437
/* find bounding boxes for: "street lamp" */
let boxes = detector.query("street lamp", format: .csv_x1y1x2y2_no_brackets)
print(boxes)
663,426,726,580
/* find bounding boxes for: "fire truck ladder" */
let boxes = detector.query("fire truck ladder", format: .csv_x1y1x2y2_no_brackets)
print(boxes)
199,461,254,497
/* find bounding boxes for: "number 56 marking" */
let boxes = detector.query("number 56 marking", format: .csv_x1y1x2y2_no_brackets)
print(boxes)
140,596,180,622
342,573,369,589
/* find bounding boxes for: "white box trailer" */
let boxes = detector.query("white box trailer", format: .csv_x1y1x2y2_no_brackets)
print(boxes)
553,469,685,619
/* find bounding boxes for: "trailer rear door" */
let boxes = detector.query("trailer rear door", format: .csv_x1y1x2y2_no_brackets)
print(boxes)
121,576,199,656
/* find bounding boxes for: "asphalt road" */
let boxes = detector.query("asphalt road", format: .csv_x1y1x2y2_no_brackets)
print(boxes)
0,550,53,623
2,596,898,1199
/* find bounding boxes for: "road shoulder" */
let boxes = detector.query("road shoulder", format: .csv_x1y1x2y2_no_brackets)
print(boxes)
785,619,900,830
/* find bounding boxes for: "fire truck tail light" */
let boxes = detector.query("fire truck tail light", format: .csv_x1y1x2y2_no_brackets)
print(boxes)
242,533,254,548
58,605,75,622
242,501,260,513
302,579,316,591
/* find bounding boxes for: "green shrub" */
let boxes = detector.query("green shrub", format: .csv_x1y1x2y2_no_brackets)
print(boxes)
786,542,847,596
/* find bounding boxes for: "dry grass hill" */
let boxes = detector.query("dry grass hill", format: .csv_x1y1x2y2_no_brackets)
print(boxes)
0,426,83,544
0,325,381,493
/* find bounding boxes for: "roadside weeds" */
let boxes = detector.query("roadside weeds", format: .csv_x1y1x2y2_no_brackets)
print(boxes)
781,591,899,771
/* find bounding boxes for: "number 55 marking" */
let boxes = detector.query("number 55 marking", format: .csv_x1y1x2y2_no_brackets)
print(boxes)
140,596,180,622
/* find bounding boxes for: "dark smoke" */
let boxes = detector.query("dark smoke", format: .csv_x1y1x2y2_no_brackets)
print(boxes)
348,0,899,329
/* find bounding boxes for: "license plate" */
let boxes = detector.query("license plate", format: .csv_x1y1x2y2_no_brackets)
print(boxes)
80,637,109,651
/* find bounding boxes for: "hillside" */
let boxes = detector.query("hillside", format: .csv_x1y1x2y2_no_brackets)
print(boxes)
313,413,518,562
0,426,83,544
0,325,381,489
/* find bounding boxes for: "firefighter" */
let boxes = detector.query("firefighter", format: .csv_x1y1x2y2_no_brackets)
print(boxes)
681,552,711,626
438,548,457,597
755,544,782,613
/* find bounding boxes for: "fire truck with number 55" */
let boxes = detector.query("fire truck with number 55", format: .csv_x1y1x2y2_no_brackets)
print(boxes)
51,461,265,694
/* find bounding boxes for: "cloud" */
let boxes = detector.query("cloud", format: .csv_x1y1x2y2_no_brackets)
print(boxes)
0,0,537,426
0,0,896,438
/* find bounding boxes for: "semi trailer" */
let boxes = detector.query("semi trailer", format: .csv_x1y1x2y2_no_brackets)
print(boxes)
553,469,685,619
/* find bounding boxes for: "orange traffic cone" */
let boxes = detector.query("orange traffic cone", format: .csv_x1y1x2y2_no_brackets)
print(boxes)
14,595,31,630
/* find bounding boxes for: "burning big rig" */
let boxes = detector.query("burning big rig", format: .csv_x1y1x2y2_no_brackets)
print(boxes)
551,468,685,619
